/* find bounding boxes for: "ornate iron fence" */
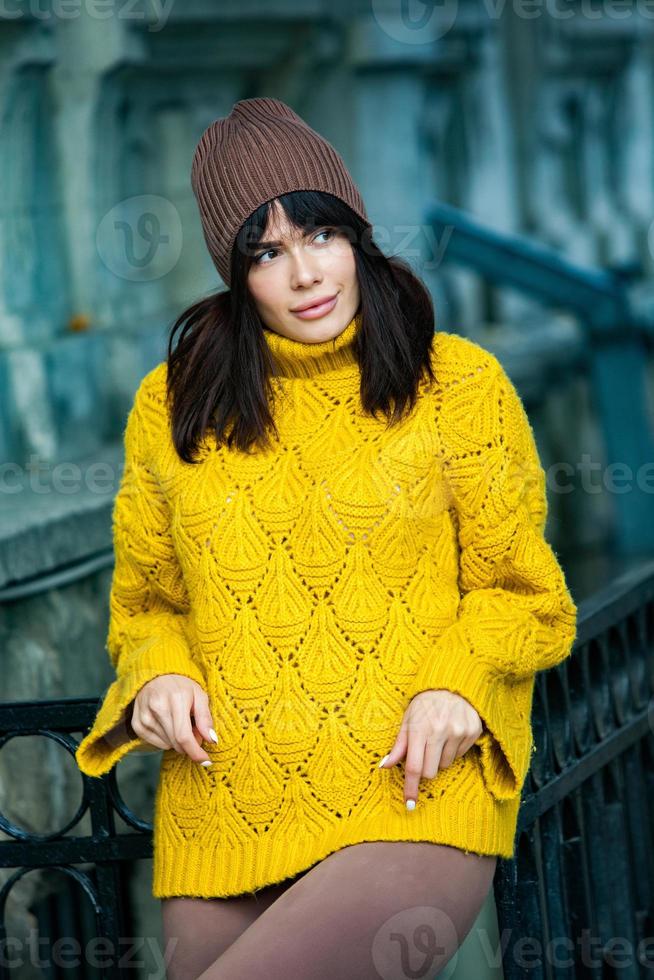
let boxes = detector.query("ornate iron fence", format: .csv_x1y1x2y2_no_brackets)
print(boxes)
0,697,151,980
494,559,654,979
1,559,653,978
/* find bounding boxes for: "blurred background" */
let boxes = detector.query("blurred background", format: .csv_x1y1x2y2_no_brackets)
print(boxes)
1,1,653,978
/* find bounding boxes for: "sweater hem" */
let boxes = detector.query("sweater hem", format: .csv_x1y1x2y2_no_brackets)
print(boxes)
151,793,519,899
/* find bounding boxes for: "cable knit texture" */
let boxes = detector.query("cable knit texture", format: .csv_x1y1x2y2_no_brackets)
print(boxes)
75,313,578,897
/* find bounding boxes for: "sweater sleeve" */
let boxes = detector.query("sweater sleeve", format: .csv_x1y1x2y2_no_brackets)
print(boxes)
75,369,206,778
406,339,578,802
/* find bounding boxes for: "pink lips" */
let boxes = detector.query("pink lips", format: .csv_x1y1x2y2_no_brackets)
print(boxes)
291,294,339,319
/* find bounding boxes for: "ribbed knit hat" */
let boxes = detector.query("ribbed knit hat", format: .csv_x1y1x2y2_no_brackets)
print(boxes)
190,97,370,286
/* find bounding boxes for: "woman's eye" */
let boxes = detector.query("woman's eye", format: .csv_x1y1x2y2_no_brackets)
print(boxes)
254,229,333,265
254,248,277,265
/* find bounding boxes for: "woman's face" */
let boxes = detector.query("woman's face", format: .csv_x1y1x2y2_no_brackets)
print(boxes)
246,199,360,343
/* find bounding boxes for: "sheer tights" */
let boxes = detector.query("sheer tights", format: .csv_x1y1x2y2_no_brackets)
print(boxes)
161,840,497,980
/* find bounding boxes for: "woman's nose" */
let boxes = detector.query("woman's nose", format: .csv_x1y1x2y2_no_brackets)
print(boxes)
289,251,322,287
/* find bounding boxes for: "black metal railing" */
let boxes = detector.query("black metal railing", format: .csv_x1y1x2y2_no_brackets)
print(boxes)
0,695,152,980
493,558,654,979
1,559,653,978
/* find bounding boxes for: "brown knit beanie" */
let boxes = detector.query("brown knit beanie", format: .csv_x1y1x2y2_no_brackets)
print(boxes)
190,97,370,286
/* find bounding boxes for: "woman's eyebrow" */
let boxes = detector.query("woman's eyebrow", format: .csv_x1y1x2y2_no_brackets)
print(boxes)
255,229,317,248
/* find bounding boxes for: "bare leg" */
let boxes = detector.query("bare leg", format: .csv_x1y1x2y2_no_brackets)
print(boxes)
161,872,309,980
193,841,497,980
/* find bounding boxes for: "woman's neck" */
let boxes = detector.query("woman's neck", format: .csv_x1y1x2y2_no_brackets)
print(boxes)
262,312,361,380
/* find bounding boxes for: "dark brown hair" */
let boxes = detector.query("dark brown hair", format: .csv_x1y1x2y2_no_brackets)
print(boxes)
166,190,436,462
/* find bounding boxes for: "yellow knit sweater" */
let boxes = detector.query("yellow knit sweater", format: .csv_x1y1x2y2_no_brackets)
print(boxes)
76,312,578,897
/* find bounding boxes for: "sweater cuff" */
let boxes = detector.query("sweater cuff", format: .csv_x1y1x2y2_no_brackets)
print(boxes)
75,636,206,778
408,620,535,802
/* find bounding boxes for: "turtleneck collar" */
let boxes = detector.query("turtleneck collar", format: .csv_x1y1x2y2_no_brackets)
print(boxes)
262,312,361,380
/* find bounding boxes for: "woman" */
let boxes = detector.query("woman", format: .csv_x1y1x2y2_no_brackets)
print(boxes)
76,97,578,979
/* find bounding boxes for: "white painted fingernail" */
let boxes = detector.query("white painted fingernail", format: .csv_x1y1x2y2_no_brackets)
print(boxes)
209,728,219,744
378,754,390,768
406,799,416,811
200,760,212,767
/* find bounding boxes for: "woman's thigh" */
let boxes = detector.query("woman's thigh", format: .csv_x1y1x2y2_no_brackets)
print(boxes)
195,840,498,980
161,872,308,980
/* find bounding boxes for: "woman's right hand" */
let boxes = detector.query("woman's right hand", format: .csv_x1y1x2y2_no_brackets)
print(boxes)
127,674,217,765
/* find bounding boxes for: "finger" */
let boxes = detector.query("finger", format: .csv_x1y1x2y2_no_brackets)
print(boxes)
191,688,218,745
403,732,427,809
190,718,213,751
378,722,408,769
170,692,212,764
132,706,174,750
458,733,480,756
130,726,170,751
150,696,182,754
422,734,447,780
139,694,185,752
438,736,462,769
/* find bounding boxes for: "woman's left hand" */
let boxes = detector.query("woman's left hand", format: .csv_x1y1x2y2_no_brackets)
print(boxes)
378,690,484,809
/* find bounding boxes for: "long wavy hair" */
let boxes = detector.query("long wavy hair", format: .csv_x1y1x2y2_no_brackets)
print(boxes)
166,190,436,462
